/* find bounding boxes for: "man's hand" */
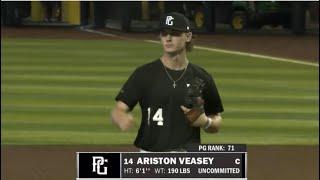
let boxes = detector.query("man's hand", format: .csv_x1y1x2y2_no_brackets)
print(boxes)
180,105,207,127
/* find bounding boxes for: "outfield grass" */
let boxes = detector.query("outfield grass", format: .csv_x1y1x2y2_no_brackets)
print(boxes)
1,38,319,145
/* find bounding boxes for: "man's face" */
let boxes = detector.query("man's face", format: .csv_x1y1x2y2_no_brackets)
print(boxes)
160,29,192,54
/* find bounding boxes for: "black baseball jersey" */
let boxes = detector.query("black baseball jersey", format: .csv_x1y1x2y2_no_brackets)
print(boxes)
115,59,223,151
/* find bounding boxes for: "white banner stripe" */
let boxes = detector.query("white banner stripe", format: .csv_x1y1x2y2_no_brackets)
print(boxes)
78,28,318,67
144,40,319,67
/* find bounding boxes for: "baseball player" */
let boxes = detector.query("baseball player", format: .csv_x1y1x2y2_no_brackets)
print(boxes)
111,12,224,152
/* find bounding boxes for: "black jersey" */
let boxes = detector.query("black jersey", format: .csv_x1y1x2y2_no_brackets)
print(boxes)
115,59,223,151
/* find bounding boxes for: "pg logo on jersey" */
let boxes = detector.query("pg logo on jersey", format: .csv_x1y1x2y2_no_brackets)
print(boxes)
165,16,174,26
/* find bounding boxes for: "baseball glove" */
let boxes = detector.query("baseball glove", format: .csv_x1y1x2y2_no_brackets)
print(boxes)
184,77,205,125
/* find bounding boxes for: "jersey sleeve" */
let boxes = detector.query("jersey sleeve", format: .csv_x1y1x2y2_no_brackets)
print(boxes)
115,68,141,111
203,75,224,115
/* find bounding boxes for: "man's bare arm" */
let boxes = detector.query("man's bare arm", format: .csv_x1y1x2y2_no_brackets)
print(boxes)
180,106,222,134
204,113,222,133
110,101,134,131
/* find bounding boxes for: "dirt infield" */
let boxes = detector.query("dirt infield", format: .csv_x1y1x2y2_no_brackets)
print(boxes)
1,145,318,180
1,27,319,179
2,26,319,62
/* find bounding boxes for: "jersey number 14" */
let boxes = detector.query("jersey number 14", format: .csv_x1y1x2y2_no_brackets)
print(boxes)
147,107,164,126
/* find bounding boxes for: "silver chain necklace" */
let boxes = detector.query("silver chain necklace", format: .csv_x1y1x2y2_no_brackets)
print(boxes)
162,62,188,88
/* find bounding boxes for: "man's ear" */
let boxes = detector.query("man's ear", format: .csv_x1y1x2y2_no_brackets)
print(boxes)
186,32,192,42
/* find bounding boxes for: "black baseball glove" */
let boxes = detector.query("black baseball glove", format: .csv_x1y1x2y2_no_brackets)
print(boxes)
184,77,205,125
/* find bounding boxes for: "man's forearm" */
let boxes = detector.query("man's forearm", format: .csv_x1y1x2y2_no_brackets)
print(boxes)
204,114,222,133
188,111,222,133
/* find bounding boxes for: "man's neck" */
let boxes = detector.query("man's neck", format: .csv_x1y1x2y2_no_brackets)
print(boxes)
161,52,188,70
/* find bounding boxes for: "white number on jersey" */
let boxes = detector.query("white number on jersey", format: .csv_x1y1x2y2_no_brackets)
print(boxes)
153,108,163,126
147,107,164,126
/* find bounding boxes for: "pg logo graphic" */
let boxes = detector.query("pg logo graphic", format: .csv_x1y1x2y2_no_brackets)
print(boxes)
77,153,120,178
165,16,174,26
92,156,108,175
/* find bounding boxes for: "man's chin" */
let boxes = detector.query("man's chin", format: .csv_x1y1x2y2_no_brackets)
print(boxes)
167,51,179,56
166,49,185,56
164,48,178,54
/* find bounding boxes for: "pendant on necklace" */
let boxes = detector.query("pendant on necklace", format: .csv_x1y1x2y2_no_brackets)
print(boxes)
173,82,176,88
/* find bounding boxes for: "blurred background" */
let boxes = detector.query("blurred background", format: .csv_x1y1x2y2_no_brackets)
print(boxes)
1,1,319,34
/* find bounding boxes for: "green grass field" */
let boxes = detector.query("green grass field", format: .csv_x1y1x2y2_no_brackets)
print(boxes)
1,38,319,145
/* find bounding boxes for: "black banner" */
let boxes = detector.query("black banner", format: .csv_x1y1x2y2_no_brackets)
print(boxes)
77,144,247,179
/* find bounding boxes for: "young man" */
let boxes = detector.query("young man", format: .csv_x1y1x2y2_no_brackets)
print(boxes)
111,12,224,152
